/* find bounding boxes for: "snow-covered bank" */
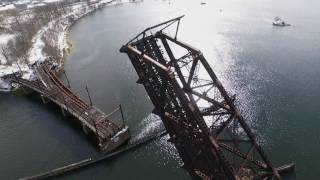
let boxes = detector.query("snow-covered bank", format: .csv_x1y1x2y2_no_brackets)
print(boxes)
0,4,15,12
0,34,16,64
0,0,134,92
0,0,65,12
0,34,15,45
0,61,35,91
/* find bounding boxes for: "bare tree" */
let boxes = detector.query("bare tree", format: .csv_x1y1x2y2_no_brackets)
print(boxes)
1,45,10,65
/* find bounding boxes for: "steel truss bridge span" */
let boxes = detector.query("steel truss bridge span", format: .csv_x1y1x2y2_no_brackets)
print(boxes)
120,16,294,180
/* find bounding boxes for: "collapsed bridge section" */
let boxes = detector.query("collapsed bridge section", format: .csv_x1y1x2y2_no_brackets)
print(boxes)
121,16,294,180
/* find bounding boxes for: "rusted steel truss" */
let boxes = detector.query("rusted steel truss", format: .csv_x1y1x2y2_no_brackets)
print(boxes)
121,16,294,180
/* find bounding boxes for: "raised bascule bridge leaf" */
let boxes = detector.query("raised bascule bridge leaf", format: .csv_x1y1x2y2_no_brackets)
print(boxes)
120,16,295,180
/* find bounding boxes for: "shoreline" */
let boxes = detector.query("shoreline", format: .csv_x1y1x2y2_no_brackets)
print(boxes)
56,0,133,74
0,0,134,91
52,0,118,74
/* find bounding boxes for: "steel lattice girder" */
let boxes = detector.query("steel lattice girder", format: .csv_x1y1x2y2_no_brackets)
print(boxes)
120,17,294,180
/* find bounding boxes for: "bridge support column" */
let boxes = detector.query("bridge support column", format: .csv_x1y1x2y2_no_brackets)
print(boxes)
61,107,68,117
41,94,49,104
82,123,90,135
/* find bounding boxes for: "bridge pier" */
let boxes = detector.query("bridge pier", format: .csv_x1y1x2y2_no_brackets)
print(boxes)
41,94,50,104
60,107,69,117
82,123,90,135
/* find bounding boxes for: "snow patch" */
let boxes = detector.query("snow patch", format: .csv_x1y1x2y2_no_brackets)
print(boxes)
27,3,46,8
0,34,16,64
15,0,31,5
111,126,129,142
43,0,64,3
28,21,53,65
0,4,15,11
0,34,15,45
0,54,7,64
0,78,11,91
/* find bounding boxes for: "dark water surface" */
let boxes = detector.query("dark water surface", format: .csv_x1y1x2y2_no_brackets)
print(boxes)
1,0,320,179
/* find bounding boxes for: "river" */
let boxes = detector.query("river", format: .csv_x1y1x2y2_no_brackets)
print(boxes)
1,0,320,179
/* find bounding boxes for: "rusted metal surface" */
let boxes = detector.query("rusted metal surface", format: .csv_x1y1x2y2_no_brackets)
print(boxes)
121,16,294,179
5,62,130,153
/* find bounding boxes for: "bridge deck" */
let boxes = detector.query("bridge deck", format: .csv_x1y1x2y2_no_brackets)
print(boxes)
7,62,130,152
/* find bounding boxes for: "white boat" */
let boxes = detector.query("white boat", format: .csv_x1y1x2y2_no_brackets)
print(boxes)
273,16,291,26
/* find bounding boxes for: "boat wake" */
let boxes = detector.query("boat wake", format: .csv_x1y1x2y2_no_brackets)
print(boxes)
135,113,182,166
135,113,164,140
